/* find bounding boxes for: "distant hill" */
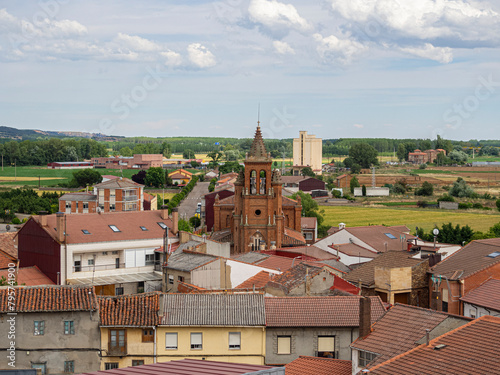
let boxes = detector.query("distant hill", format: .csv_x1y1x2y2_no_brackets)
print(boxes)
0,126,122,141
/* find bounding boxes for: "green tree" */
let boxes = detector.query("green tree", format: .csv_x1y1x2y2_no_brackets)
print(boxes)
224,149,241,162
435,135,453,153
219,161,243,175
207,151,223,169
178,219,192,232
161,142,172,158
301,166,316,177
190,161,200,168
449,177,475,198
496,199,500,212
348,143,379,168
350,175,360,194
189,216,201,229
396,144,406,161
448,150,468,164
362,185,367,196
120,146,133,157
420,139,432,151
72,169,103,187
183,149,195,159
415,181,434,196
145,167,165,188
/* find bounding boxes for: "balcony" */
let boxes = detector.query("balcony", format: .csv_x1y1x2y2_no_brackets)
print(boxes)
74,263,125,273
122,194,138,201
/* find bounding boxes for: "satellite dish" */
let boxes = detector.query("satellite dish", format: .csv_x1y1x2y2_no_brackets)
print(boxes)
433,228,440,236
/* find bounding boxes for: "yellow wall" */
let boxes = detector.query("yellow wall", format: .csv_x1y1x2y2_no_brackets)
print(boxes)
100,328,156,369
156,326,266,365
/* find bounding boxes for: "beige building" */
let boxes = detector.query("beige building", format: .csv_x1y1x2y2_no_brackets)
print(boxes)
293,131,323,174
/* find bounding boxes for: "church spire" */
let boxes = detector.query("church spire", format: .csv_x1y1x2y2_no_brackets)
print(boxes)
248,124,269,160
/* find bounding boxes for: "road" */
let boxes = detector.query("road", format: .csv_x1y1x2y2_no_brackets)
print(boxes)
177,181,209,221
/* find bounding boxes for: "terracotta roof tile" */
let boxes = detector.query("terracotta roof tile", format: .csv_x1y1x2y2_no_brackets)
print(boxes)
367,316,500,375
0,232,17,259
98,292,160,327
432,238,500,279
283,228,306,245
286,356,351,375
460,278,500,311
93,177,143,189
253,254,295,271
0,285,97,312
236,270,272,289
351,303,470,369
331,226,415,252
345,251,425,287
282,196,299,206
273,246,342,261
0,249,16,269
301,217,317,229
265,296,386,327
266,263,322,293
0,266,54,286
329,243,378,258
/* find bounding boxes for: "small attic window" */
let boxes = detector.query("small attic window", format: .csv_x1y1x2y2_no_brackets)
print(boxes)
487,251,500,258
140,226,148,231
82,230,91,235
109,225,121,232
157,222,167,229
384,233,397,239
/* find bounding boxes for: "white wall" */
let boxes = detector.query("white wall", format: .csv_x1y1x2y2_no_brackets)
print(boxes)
226,259,281,287
463,303,500,319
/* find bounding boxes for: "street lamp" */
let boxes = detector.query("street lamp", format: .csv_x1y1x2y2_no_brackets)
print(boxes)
433,228,440,250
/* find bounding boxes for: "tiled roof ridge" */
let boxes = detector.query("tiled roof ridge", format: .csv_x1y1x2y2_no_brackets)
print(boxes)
461,257,500,280
390,302,473,320
366,315,499,373
98,292,160,326
308,261,347,275
297,355,352,363
97,291,161,300
431,238,500,271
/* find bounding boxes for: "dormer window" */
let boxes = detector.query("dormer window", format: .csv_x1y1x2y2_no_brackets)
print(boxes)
109,225,120,232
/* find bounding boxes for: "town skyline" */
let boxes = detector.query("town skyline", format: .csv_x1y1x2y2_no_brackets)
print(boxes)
1,0,500,141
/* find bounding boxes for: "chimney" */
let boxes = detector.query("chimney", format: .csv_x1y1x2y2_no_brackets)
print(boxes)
39,211,48,227
359,296,371,339
172,207,178,235
160,205,169,220
425,329,430,346
56,212,65,243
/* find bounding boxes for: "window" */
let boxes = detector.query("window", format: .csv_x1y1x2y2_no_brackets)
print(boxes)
229,332,241,350
82,229,91,234
109,329,127,354
64,321,75,335
168,274,174,284
83,202,89,209
277,336,291,354
34,320,45,335
115,287,124,296
358,350,377,367
74,260,81,272
317,336,335,358
88,258,94,266
487,251,500,258
145,253,155,265
66,202,71,209
32,363,47,375
132,360,144,366
304,232,313,240
191,332,202,350
178,275,185,282
166,332,178,350
157,222,168,229
140,226,148,231
110,204,116,211
384,233,397,239
142,329,154,342
109,225,120,232
64,360,74,373
105,363,119,370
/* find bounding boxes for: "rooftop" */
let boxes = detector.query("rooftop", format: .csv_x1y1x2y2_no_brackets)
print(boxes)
265,296,386,327
0,285,97,313
166,251,218,272
93,177,143,189
161,293,265,326
286,356,351,375
431,238,500,279
98,292,160,327
59,192,97,201
0,266,54,286
460,278,500,311
0,232,17,259
367,316,500,375
236,270,272,289
301,216,317,229
266,263,322,294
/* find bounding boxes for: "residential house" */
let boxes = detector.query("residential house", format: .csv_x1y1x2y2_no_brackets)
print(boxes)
345,251,430,307
92,154,163,169
0,265,54,286
168,169,192,186
78,359,282,375
430,238,500,315
59,177,145,214
0,285,100,374
408,149,446,164
301,217,317,244
364,315,500,374
350,303,471,374
285,356,351,375
460,278,500,318
98,292,160,369
17,209,178,295
281,176,326,192
157,294,266,364
264,296,386,365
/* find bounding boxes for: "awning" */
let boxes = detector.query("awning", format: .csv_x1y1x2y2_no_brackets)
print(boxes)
66,272,161,286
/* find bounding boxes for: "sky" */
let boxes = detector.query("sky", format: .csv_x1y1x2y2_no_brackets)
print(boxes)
1,0,500,141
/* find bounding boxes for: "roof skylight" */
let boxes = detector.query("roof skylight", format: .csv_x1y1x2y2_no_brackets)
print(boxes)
109,225,121,232
384,233,397,239
487,251,500,258
157,222,167,229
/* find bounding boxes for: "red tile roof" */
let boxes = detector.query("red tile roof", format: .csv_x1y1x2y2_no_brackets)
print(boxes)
0,249,16,269
0,285,97,312
98,292,160,327
342,226,415,252
431,238,500,279
273,246,341,261
367,316,500,375
351,303,471,369
0,232,17,263
301,217,317,229
78,358,277,375
328,243,377,258
25,210,174,245
254,254,295,271
0,266,54,286
460,278,500,311
236,270,272,289
283,228,306,244
93,177,143,189
286,356,351,375
265,296,386,327
266,263,322,293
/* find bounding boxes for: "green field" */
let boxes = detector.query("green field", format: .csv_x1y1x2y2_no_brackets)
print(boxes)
321,206,500,233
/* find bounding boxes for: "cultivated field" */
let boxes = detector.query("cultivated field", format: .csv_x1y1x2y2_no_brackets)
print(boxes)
321,206,500,233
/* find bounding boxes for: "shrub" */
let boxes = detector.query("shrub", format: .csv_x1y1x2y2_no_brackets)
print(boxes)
497,199,500,212
416,200,427,208
331,189,342,199
458,203,472,209
11,217,21,224
362,185,367,196
415,181,434,196
419,163,427,169
437,194,455,202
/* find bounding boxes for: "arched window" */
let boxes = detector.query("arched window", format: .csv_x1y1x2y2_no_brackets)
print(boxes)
250,170,257,194
260,170,266,194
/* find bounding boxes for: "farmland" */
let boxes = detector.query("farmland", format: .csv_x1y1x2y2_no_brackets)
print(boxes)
321,206,500,233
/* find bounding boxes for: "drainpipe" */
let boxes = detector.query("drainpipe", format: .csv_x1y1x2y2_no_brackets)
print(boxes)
153,326,157,363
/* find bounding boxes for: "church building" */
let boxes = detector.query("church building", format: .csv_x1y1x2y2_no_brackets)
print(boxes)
211,125,306,254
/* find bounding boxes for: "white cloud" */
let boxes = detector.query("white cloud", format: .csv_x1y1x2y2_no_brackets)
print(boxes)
248,0,311,37
161,50,182,67
353,124,364,128
313,32,367,65
187,43,216,68
401,43,453,64
114,33,161,52
273,40,294,54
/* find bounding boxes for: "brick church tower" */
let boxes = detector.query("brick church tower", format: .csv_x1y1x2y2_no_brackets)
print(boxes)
211,125,305,254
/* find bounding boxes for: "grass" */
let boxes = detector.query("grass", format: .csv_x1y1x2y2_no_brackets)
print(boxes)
321,205,500,233
412,169,455,174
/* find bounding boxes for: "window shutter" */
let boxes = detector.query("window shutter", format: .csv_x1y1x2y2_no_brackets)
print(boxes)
442,288,449,302
166,333,178,349
318,336,335,352
277,336,291,354
229,332,241,348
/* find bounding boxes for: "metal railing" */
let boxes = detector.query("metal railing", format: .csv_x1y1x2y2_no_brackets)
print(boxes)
73,263,125,273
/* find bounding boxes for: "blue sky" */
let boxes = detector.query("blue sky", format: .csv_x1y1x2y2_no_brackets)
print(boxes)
1,0,500,140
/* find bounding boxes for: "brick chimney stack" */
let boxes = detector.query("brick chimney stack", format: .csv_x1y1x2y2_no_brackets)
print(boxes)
359,296,371,339
56,212,65,243
172,207,178,235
